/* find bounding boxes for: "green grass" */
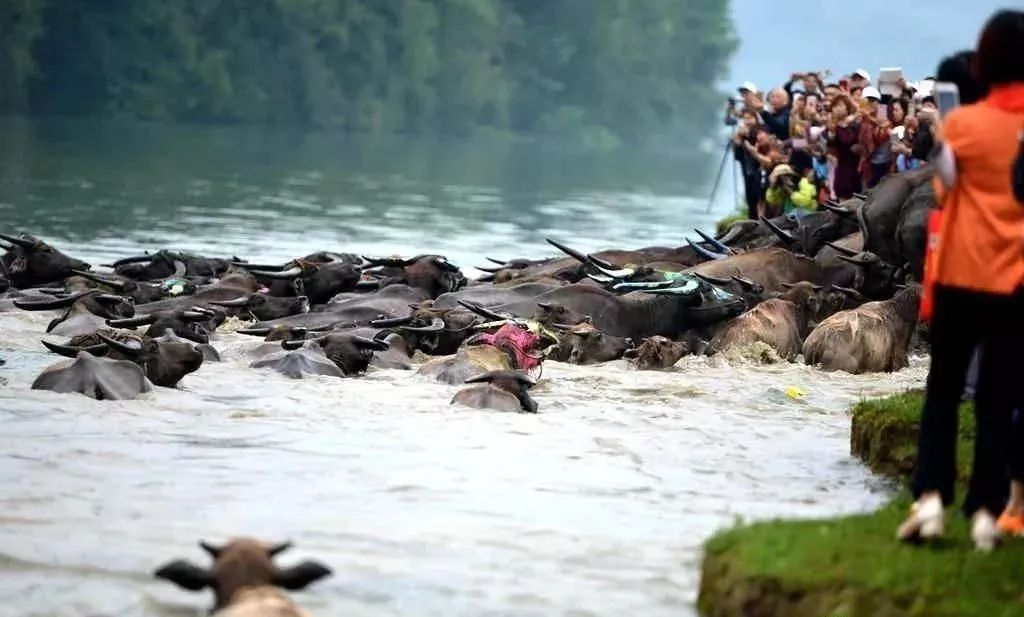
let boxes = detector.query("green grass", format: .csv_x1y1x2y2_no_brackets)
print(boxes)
698,392,1023,617
715,208,749,236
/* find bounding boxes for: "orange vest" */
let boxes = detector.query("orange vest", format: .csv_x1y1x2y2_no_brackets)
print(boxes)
935,87,1024,295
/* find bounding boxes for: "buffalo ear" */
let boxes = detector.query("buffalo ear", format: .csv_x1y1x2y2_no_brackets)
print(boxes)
154,559,212,591
274,560,333,590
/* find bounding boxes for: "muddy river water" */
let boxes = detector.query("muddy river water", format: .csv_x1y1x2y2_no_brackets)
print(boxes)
0,119,926,616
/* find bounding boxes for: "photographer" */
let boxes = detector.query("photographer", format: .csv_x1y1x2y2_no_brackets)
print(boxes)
724,82,759,126
765,150,817,218
732,110,767,219
858,86,893,188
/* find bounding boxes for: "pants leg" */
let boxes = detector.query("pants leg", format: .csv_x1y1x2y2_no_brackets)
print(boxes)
743,176,760,220
913,287,983,505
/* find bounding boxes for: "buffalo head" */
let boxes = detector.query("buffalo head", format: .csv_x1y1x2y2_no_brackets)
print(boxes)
1,233,90,288
363,255,467,298
455,370,539,413
549,322,632,365
208,293,309,321
625,335,692,370
154,538,331,612
283,332,389,376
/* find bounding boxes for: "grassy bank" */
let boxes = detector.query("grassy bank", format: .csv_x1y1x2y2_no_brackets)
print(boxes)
697,392,1024,617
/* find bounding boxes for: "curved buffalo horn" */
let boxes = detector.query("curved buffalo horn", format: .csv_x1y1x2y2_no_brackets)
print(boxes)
781,282,795,289
108,254,154,267
586,254,619,271
686,238,727,261
717,224,750,246
107,315,156,328
207,296,251,308
281,339,309,350
0,233,35,249
612,280,675,291
486,257,506,266
370,315,414,328
267,541,292,557
476,274,496,283
41,339,109,358
824,241,860,257
475,265,504,273
251,267,303,280
93,294,131,305
353,335,390,351
199,541,223,559
182,310,215,322
760,216,796,245
536,302,554,310
642,285,700,297
236,327,272,337
172,260,187,277
731,276,759,291
465,370,538,387
36,287,69,295
545,238,588,264
585,257,633,279
694,229,734,254
853,192,868,200
821,203,854,217
400,317,445,333
361,255,415,268
232,261,288,271
14,289,95,311
457,300,510,322
694,272,733,287
831,285,866,300
72,269,127,290
96,332,143,356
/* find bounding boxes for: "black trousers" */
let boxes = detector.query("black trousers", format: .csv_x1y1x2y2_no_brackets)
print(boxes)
742,174,762,220
913,285,1024,515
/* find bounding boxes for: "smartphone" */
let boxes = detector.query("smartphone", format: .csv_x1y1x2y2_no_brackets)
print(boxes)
878,67,904,97
934,82,960,118
877,103,889,121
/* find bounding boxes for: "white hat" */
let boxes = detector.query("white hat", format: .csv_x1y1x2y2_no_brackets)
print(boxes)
862,86,882,100
738,81,759,93
853,68,871,82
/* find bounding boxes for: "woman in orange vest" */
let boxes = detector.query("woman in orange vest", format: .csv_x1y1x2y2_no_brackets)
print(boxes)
898,10,1024,550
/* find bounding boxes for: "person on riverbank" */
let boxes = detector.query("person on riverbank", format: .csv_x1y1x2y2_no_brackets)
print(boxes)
898,10,1024,551
825,94,862,199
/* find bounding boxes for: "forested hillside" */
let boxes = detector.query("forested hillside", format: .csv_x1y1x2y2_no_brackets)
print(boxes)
0,0,736,146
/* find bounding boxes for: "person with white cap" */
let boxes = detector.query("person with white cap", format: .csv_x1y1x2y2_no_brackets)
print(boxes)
856,85,893,187
724,81,760,126
851,68,871,88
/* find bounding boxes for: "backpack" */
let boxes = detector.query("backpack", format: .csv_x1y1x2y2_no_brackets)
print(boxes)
1013,128,1024,204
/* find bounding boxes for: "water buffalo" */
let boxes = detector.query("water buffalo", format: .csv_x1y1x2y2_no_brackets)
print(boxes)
107,249,233,281
31,351,152,400
70,268,186,304
708,282,839,362
369,304,476,356
857,167,933,267
625,335,694,370
246,260,361,304
362,254,467,297
250,345,344,379
42,330,206,387
433,281,564,311
15,289,135,337
802,285,921,373
758,209,860,257
107,307,223,344
154,538,331,615
531,301,590,329
547,322,632,365
418,322,553,385
206,293,309,322
0,233,90,288
478,276,746,341
281,332,390,376
452,370,539,413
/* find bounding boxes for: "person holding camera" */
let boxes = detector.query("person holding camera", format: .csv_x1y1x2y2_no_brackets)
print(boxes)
825,94,862,198
858,86,893,188
764,150,817,218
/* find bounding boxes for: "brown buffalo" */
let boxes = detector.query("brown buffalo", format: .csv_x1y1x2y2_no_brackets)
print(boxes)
625,335,697,370
451,370,539,413
802,285,921,373
548,322,632,365
154,538,331,615
0,233,90,287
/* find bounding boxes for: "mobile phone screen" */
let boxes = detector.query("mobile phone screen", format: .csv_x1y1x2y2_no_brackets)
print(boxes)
936,85,960,118
877,104,888,121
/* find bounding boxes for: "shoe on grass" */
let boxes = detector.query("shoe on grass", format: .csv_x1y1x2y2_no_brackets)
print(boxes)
897,493,944,543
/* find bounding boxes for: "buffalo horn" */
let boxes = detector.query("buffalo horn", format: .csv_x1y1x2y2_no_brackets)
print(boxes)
207,296,251,308
96,332,143,356
831,285,866,300
717,224,749,246
824,241,860,257
361,255,415,268
694,273,733,287
199,541,223,559
71,269,127,290
93,294,131,305
694,229,734,254
182,310,215,322
476,274,496,283
236,327,271,337
612,280,675,291
545,238,588,264
369,315,414,328
0,233,35,249
486,257,506,266
107,315,156,327
400,317,445,333
821,203,854,217
108,254,154,267
642,285,700,297
251,267,303,280
457,300,510,322
475,265,504,273
267,541,292,557
14,290,94,311
585,256,633,279
232,261,288,271
760,216,796,245
686,238,727,261
355,279,382,291
853,192,868,200
353,335,390,351
731,276,759,291
41,339,109,358
587,254,620,271
465,370,537,387
281,339,308,350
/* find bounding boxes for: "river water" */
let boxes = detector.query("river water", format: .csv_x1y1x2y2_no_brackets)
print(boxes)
0,118,925,617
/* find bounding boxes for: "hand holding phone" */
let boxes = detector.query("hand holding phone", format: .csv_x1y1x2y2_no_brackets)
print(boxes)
934,82,960,118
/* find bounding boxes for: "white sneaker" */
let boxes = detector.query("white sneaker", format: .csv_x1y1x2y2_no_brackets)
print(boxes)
971,509,1001,552
897,493,945,542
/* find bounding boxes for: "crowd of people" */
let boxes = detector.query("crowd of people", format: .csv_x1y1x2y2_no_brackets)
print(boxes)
725,65,942,219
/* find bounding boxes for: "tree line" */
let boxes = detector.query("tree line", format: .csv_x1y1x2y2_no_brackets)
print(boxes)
0,0,736,147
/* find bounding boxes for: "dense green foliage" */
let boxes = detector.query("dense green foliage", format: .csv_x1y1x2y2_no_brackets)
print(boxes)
1,0,736,146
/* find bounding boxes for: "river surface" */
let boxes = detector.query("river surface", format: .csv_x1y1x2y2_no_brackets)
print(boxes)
0,118,925,617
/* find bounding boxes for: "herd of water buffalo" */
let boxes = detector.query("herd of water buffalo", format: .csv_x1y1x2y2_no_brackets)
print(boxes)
2,167,932,418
